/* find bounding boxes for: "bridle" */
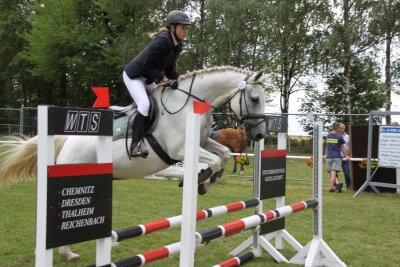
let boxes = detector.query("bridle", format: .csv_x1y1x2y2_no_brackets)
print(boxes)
160,74,265,129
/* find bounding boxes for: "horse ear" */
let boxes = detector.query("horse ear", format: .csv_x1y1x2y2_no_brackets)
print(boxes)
252,70,264,82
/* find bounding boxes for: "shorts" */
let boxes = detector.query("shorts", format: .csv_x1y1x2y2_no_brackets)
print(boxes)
326,158,341,172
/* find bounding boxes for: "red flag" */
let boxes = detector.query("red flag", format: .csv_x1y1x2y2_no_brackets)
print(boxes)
92,87,110,108
193,100,212,114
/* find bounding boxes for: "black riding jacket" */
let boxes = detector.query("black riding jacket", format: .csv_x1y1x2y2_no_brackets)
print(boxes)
124,31,182,84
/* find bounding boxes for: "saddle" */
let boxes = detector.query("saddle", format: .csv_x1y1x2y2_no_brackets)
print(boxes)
110,97,179,165
110,96,159,140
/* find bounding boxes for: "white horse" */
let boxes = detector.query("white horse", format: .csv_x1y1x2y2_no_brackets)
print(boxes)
0,66,267,261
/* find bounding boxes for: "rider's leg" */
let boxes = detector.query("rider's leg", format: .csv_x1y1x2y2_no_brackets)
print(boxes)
130,112,149,157
123,71,150,157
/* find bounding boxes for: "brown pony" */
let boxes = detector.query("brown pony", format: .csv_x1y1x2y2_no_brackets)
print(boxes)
211,128,247,174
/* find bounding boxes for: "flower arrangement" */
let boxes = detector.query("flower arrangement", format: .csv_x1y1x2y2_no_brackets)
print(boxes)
234,154,250,165
306,157,313,169
358,158,378,170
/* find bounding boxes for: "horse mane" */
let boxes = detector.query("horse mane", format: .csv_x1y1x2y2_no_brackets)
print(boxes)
179,66,255,81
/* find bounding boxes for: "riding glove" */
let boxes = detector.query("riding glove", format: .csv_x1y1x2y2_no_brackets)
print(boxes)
168,80,179,89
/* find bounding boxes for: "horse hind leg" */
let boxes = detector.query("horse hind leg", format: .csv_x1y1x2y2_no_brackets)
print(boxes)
59,246,80,262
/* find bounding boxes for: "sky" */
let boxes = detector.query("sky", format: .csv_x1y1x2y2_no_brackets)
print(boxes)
266,90,400,136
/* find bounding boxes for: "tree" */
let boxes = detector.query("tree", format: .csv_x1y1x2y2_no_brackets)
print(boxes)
0,0,35,107
369,0,400,124
260,0,332,115
326,0,380,123
21,0,108,106
299,56,385,132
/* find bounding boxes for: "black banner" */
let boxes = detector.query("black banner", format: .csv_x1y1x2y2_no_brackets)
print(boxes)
265,115,288,133
259,150,286,235
260,218,285,235
46,164,112,249
260,150,286,200
48,106,113,136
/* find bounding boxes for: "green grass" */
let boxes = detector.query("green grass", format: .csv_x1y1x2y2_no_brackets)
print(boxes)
225,155,314,181
0,176,399,267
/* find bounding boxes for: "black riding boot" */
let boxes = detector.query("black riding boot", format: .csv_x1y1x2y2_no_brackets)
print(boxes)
130,112,149,158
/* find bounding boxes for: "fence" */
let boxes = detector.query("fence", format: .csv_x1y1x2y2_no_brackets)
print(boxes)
1,107,371,181
0,107,37,137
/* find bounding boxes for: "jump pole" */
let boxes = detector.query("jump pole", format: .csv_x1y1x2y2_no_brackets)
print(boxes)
36,106,54,266
289,119,346,267
112,198,260,243
102,199,318,267
179,100,212,267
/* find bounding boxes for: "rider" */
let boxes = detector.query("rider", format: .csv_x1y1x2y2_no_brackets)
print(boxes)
123,10,191,158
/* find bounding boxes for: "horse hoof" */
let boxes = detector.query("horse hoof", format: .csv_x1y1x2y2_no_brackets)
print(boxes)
67,253,80,262
60,251,80,262
240,171,244,175
59,246,80,262
198,183,208,195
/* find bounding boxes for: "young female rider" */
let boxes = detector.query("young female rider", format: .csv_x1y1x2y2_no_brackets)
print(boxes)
123,10,191,158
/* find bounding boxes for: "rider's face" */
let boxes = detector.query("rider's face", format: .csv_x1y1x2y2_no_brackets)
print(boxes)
173,24,189,41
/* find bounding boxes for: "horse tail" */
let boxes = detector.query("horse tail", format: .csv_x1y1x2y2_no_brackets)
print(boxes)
0,135,68,187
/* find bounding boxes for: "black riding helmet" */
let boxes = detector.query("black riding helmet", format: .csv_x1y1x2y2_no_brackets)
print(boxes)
165,10,191,27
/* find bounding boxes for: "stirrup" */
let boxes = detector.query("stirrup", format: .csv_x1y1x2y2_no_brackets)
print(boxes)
130,141,149,158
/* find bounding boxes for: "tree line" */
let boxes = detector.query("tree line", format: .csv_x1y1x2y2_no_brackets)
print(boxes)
1,0,399,124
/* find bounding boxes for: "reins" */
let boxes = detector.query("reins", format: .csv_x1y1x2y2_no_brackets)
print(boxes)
160,73,265,129
160,74,199,115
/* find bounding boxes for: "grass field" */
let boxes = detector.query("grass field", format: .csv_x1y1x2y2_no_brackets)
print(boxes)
0,173,399,267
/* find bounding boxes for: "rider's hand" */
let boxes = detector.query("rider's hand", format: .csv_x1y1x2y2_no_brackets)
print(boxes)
168,80,179,89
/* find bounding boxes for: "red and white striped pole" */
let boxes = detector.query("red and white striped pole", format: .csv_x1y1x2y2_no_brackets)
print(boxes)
105,199,318,267
112,198,259,242
196,199,318,244
212,251,255,267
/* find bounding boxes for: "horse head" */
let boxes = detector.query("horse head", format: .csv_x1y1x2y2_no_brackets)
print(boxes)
228,70,267,141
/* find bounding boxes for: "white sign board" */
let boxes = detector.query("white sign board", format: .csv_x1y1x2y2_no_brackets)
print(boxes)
378,126,400,168
155,162,209,178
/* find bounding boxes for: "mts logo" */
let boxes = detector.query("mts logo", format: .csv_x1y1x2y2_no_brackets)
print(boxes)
64,111,101,133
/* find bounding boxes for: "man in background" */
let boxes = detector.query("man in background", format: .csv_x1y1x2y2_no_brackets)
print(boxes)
339,123,351,190
325,122,350,192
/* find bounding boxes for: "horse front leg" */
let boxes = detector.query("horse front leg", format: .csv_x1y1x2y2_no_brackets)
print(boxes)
240,163,244,175
197,138,231,194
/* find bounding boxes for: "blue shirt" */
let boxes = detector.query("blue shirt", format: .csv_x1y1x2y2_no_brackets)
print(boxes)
325,132,345,159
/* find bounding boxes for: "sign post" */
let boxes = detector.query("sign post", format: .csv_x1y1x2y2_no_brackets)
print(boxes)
35,105,113,267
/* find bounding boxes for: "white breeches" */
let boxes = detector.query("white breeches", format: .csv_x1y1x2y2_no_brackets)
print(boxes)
123,71,150,116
